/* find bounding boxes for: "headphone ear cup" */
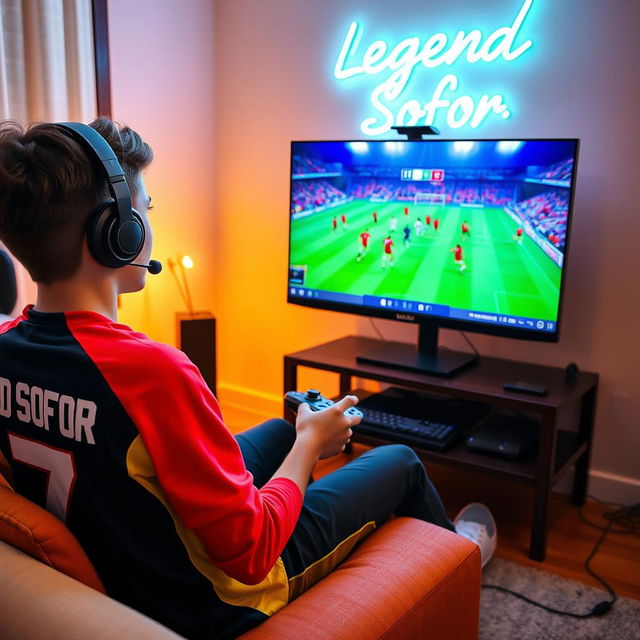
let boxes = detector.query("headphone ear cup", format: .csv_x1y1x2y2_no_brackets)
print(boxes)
122,208,145,259
87,201,119,268
87,202,145,268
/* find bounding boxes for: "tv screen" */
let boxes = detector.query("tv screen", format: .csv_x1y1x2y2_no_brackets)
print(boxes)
288,139,579,342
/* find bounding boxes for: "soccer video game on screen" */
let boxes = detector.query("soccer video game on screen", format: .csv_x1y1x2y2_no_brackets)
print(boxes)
288,139,577,330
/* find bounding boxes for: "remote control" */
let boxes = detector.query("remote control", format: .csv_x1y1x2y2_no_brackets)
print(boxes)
284,389,363,419
503,380,548,397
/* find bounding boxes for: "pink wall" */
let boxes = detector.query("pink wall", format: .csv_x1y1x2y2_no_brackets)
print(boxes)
107,0,216,346
213,0,640,500
107,0,640,500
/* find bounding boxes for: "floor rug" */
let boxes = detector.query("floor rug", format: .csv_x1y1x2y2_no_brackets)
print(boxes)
480,558,640,640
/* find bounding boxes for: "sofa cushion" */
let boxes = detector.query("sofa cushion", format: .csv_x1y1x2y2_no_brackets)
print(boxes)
241,517,481,639
0,473,105,592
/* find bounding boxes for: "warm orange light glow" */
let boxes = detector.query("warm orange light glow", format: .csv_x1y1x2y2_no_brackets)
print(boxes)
166,255,195,316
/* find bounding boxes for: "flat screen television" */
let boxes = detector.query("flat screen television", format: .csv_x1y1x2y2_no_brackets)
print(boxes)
288,138,579,376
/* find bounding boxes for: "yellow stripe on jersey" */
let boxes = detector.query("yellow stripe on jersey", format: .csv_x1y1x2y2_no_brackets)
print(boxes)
287,520,376,601
126,436,289,616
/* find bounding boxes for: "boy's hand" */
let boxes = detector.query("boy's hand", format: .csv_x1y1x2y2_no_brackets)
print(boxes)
295,395,361,460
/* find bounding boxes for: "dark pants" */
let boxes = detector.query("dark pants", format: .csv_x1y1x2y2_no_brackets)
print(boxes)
235,418,454,599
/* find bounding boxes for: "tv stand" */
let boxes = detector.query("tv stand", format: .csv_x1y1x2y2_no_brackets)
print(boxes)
284,336,598,562
357,322,478,377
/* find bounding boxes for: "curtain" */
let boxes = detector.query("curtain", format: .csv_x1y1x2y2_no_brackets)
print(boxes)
0,0,97,314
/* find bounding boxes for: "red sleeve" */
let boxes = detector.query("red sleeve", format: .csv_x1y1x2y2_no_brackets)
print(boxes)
68,319,303,585
0,306,28,335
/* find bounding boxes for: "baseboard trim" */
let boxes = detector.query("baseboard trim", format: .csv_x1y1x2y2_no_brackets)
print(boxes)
217,382,281,417
587,469,640,506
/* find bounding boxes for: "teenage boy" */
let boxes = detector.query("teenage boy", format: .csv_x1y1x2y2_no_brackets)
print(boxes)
0,118,496,640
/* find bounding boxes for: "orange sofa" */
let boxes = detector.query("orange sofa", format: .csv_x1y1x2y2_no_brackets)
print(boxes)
0,472,481,639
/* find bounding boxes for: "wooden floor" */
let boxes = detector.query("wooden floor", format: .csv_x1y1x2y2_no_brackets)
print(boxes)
222,403,640,601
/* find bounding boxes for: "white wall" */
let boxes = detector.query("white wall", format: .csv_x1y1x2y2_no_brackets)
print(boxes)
214,0,640,502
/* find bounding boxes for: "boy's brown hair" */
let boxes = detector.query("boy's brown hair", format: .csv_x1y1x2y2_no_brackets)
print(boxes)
0,116,153,284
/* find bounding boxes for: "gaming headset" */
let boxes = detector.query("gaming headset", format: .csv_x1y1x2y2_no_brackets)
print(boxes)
54,122,161,274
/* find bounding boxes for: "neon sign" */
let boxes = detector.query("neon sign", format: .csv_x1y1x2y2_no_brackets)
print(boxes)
334,0,535,135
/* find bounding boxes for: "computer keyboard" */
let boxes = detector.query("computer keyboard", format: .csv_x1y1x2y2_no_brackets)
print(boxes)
354,387,491,452
359,408,458,451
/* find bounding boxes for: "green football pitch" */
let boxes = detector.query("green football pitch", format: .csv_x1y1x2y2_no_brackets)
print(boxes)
290,201,562,320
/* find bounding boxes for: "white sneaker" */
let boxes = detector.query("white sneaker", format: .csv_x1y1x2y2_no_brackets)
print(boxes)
454,502,497,568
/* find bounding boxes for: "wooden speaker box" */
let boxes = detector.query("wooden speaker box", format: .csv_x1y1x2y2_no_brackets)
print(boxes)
176,312,216,396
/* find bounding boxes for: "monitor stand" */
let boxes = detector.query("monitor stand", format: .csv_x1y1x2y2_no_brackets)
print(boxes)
356,322,478,378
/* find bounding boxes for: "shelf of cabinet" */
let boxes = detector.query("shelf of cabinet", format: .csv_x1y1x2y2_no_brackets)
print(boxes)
284,336,598,561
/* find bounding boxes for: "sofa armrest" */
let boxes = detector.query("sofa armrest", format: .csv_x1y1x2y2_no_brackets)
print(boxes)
0,518,480,640
240,518,481,640
0,540,184,640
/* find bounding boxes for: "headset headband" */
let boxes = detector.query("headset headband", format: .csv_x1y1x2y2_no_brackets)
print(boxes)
55,122,133,227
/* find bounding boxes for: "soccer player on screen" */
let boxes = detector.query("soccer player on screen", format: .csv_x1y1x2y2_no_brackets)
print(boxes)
414,217,423,237
461,220,470,240
403,224,411,248
450,244,467,272
372,211,378,224
389,215,398,234
332,216,337,232
433,218,440,232
425,214,432,227
513,227,524,245
404,206,409,217
341,212,348,229
382,235,394,267
356,229,371,262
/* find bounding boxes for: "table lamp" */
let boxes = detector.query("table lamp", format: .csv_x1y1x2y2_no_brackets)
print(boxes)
169,254,216,395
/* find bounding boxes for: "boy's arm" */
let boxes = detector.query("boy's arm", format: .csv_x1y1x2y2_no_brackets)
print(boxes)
185,397,358,584
134,354,305,585
138,356,358,584
69,323,305,585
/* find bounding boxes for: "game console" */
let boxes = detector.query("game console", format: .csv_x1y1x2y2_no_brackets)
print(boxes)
465,412,539,460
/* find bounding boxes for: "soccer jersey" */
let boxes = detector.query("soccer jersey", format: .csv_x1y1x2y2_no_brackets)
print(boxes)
384,238,393,254
360,232,370,247
0,307,302,639
454,246,463,261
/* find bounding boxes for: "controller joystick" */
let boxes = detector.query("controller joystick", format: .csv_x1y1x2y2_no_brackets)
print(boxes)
284,389,363,419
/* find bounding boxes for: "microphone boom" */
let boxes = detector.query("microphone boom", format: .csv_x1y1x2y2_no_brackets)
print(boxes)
131,260,163,274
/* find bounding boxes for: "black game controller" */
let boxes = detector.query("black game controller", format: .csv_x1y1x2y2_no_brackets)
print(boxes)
284,389,363,419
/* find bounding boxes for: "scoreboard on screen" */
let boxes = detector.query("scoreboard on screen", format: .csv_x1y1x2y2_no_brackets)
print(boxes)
400,168,445,182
